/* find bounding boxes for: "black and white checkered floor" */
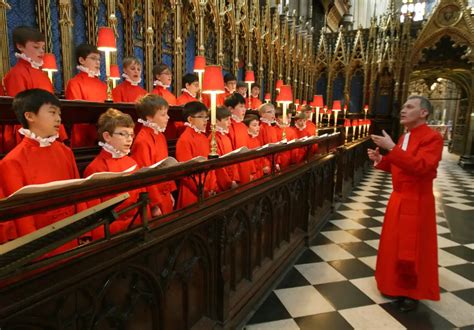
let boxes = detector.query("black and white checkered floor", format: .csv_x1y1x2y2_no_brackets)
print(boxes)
244,149,474,329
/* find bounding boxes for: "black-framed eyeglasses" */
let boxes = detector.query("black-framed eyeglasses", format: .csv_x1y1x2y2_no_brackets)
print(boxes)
113,132,135,139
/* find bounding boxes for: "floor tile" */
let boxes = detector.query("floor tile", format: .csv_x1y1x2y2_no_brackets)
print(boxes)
330,219,366,230
442,196,473,203
350,217,383,228
349,196,375,203
360,209,386,217
346,228,380,240
321,230,361,243
275,267,312,290
452,288,474,305
436,224,451,234
335,210,369,220
328,257,375,279
246,292,291,325
365,239,380,250
350,276,392,304
446,263,474,281
445,203,474,211
342,202,374,210
294,262,347,285
321,221,342,231
438,267,474,291
442,246,474,262
359,256,377,270
294,311,353,330
274,286,335,318
295,249,324,265
338,242,378,258
315,281,375,310
438,249,470,267
310,244,355,261
245,319,300,330
380,301,456,330
339,304,405,329
423,292,474,327
437,235,460,248
369,226,383,234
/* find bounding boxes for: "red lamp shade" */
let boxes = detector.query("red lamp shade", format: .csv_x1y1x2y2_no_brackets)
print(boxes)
110,64,120,79
202,65,225,94
344,119,351,127
97,27,116,51
352,119,358,126
275,79,283,91
302,100,307,105
294,99,300,106
264,93,271,101
343,105,348,112
332,100,342,111
326,108,332,115
323,106,328,113
276,84,293,103
244,70,255,83
313,95,324,107
364,104,369,111
193,55,206,73
42,53,57,71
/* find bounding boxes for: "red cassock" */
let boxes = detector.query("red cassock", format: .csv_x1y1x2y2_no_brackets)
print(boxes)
259,121,281,169
275,125,299,169
247,96,262,110
246,134,266,179
175,126,217,208
176,90,198,105
295,125,318,159
151,85,180,139
83,149,145,239
131,126,177,215
65,72,107,147
2,58,67,153
112,80,147,103
211,131,240,191
0,137,82,254
375,124,443,301
229,119,256,183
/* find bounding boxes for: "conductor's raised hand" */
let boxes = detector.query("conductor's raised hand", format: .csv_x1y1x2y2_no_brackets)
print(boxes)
367,147,382,163
371,130,396,151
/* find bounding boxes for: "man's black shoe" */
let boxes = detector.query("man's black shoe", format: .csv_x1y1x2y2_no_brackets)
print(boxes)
399,297,418,312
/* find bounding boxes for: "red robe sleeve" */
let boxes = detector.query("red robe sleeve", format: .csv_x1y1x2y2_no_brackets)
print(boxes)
175,133,199,196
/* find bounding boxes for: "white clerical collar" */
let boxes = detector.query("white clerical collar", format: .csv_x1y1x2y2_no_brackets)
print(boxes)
138,118,165,134
401,132,411,151
122,73,141,86
248,130,259,138
216,126,229,135
184,122,206,134
77,65,100,78
181,88,197,98
231,115,243,123
153,80,170,88
19,127,58,147
295,123,307,131
99,141,128,159
260,118,275,125
15,52,43,69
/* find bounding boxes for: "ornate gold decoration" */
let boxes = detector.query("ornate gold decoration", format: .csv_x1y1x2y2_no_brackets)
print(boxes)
327,30,346,107
144,0,155,91
105,0,117,64
36,0,53,53
268,6,279,99
84,0,99,44
0,0,11,78
59,0,74,88
171,0,183,92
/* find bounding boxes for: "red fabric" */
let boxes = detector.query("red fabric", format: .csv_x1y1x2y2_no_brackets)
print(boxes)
211,131,240,191
65,72,107,147
259,121,281,169
151,85,177,105
175,126,217,208
295,125,318,159
247,96,262,110
275,126,299,169
0,137,81,254
176,91,198,105
112,80,147,103
246,134,266,179
131,126,177,214
83,149,145,239
202,90,230,108
375,124,443,301
2,59,68,152
228,119,256,183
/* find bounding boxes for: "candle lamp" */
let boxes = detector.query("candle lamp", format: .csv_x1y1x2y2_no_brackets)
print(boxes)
363,104,369,120
110,64,121,89
41,53,58,85
264,93,271,103
193,55,206,101
244,70,255,109
332,100,342,133
97,27,117,101
275,84,293,141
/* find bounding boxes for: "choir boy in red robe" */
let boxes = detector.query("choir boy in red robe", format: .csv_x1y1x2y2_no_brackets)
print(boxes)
236,81,247,98
302,104,316,136
112,56,147,103
293,111,313,163
258,103,281,171
2,26,67,152
274,109,299,168
176,73,199,105
131,94,176,216
368,96,443,312
65,44,107,147
83,109,147,239
244,114,269,179
204,72,237,108
0,89,81,253
248,83,263,110
175,101,217,208
151,63,177,106
226,93,256,183
212,106,240,191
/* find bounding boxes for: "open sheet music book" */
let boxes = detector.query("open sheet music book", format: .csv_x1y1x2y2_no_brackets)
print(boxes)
220,146,249,158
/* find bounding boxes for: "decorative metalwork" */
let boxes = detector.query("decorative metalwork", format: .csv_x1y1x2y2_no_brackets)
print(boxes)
0,0,11,77
144,0,155,90
59,0,74,88
36,0,53,52
84,0,99,44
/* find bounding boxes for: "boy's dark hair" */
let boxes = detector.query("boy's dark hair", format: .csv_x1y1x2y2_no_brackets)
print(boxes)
237,81,247,89
182,73,199,87
97,108,134,142
75,43,100,64
12,26,45,53
183,101,208,121
224,73,237,83
275,108,283,118
153,63,171,77
216,106,231,121
251,83,260,90
224,92,246,108
12,89,60,128
243,114,259,127
135,94,168,120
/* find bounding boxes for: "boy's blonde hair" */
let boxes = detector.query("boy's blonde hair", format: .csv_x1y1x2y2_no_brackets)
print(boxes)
123,56,142,69
135,94,169,120
258,103,274,116
97,108,134,142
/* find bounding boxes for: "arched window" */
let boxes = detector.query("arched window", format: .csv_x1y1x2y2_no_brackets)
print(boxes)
400,0,427,22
